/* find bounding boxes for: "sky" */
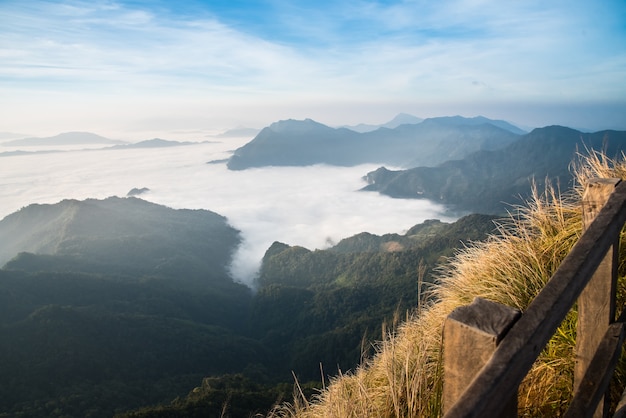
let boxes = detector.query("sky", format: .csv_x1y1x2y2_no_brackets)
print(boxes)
1,0,626,138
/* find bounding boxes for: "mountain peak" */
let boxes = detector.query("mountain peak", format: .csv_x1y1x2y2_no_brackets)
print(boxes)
382,113,423,129
268,118,331,133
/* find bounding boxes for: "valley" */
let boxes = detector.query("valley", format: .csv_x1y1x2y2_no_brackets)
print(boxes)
1,114,625,417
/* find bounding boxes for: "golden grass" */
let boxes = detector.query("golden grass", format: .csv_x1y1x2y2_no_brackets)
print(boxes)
268,151,626,418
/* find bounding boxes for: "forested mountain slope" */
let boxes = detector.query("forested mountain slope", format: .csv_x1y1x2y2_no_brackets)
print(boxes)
249,214,498,382
363,126,626,214
122,214,498,417
0,198,493,417
0,197,239,282
0,198,499,417
0,198,255,417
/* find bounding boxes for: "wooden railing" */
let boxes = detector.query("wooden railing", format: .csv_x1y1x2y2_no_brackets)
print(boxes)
442,178,626,418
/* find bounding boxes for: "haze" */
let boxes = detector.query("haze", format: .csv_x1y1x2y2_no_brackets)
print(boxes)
1,0,625,283
0,139,456,285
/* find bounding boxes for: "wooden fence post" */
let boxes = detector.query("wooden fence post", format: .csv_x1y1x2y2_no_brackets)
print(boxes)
575,178,621,418
443,297,521,416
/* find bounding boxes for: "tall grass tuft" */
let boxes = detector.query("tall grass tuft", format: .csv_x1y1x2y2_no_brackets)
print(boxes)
268,151,626,418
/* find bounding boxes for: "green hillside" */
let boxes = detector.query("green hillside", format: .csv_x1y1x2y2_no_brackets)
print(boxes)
0,198,498,417
251,214,498,378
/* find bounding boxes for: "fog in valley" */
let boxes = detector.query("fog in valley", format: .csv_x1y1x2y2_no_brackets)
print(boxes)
0,136,455,286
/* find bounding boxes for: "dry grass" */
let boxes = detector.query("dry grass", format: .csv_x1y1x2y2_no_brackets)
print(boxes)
268,151,626,418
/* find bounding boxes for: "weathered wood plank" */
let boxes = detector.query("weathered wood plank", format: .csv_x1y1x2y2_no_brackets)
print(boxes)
565,322,625,418
444,180,626,418
576,178,620,418
443,297,521,416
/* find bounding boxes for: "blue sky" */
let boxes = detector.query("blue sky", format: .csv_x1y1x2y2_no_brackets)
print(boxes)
1,0,625,137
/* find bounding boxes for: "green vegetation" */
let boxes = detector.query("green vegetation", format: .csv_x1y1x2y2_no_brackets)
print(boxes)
251,214,497,380
268,151,626,417
121,375,319,418
0,197,497,417
0,268,259,417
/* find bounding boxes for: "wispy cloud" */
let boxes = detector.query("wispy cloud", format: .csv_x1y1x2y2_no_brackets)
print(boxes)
3,4,257,79
0,0,625,133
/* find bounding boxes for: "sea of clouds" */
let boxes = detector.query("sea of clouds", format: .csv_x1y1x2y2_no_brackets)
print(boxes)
0,137,457,286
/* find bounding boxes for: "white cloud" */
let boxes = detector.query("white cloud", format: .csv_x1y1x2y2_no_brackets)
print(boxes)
0,141,456,286
0,0,624,134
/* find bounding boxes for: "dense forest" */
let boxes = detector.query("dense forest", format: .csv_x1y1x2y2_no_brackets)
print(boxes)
0,197,497,417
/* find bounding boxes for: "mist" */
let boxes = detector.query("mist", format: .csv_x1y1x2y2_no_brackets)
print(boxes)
0,138,456,286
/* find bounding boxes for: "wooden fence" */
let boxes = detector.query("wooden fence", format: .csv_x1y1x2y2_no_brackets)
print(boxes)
442,178,626,418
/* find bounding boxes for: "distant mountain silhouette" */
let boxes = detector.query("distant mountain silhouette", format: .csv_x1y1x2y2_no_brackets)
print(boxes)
362,126,626,214
342,113,424,132
226,116,520,170
0,150,61,157
3,131,125,146
420,116,526,135
382,113,424,128
109,138,195,149
214,127,260,138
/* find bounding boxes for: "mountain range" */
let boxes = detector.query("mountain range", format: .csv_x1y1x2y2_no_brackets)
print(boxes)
226,116,523,170
213,127,261,138
108,138,197,149
2,131,126,146
1,133,206,150
363,126,626,214
340,113,424,133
